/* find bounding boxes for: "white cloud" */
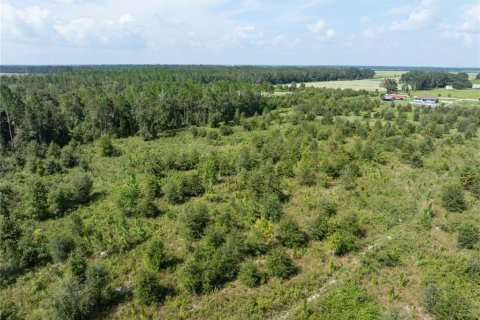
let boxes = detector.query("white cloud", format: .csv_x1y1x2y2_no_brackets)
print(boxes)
223,25,264,46
1,3,146,48
307,19,325,33
0,4,53,41
270,34,300,50
54,15,145,48
325,28,335,39
439,3,479,47
390,0,437,31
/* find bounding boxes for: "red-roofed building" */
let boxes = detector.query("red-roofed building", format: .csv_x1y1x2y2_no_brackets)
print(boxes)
383,94,407,101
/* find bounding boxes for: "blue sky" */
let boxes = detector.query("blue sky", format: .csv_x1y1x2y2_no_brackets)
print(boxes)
1,0,479,67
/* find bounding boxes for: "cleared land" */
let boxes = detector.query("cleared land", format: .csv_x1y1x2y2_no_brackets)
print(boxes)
301,70,480,100
304,79,386,91
411,89,480,100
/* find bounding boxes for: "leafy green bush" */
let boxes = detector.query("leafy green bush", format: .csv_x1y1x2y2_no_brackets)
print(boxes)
307,214,329,240
457,223,479,249
85,263,110,303
239,260,262,287
295,158,316,186
68,252,87,283
276,218,307,248
144,238,168,271
246,227,271,255
47,278,93,320
319,199,338,217
441,183,467,212
134,270,166,305
97,134,115,157
26,178,49,220
465,253,480,275
180,258,203,294
266,247,294,279
262,194,283,222
182,202,209,239
202,234,244,292
328,231,357,256
60,142,79,168
50,234,74,263
423,283,474,320
117,176,141,215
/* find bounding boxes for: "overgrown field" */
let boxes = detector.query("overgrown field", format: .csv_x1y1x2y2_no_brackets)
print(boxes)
1,70,480,320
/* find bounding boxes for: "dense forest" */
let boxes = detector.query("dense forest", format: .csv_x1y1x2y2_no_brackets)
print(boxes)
400,71,472,90
0,66,479,320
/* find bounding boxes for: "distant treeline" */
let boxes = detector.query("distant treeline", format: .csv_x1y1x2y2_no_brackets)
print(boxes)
0,68,376,153
400,71,472,90
0,65,375,84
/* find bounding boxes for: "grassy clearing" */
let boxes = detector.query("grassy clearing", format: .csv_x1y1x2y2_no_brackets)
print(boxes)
410,89,480,100
305,79,386,91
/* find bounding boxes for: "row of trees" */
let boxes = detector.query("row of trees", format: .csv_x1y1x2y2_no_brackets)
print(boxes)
0,65,375,84
400,71,472,90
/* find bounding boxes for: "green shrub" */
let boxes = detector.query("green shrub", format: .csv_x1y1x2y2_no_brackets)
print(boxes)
163,177,183,204
319,199,338,217
134,270,166,305
239,260,262,287
50,234,74,263
328,231,357,256
465,253,480,275
180,258,203,294
60,142,79,168
202,235,244,292
85,263,110,303
441,183,467,212
457,223,480,249
423,283,474,320
68,252,87,283
71,174,93,205
97,134,115,157
266,247,294,279
117,176,140,215
47,278,93,320
0,183,15,217
26,178,49,220
220,125,233,136
246,227,271,255
307,214,329,240
295,158,316,186
276,218,307,248
137,198,159,217
182,202,209,239
0,302,19,320
144,238,168,271
262,194,283,222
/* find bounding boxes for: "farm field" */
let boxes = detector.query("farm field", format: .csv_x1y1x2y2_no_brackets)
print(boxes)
297,70,480,100
410,89,480,100
304,79,386,91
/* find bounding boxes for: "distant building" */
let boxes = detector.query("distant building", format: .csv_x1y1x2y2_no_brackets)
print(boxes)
472,84,480,89
445,85,453,90
383,94,406,101
413,95,438,104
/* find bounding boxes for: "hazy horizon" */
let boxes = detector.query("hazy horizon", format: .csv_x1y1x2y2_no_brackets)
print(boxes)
1,0,479,67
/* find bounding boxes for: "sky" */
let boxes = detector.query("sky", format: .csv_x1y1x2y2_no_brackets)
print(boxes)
0,0,479,67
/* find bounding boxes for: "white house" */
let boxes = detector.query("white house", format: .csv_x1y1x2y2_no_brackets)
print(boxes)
445,85,453,90
472,84,480,89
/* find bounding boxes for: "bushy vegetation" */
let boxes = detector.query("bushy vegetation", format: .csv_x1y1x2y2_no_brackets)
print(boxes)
1,66,479,320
